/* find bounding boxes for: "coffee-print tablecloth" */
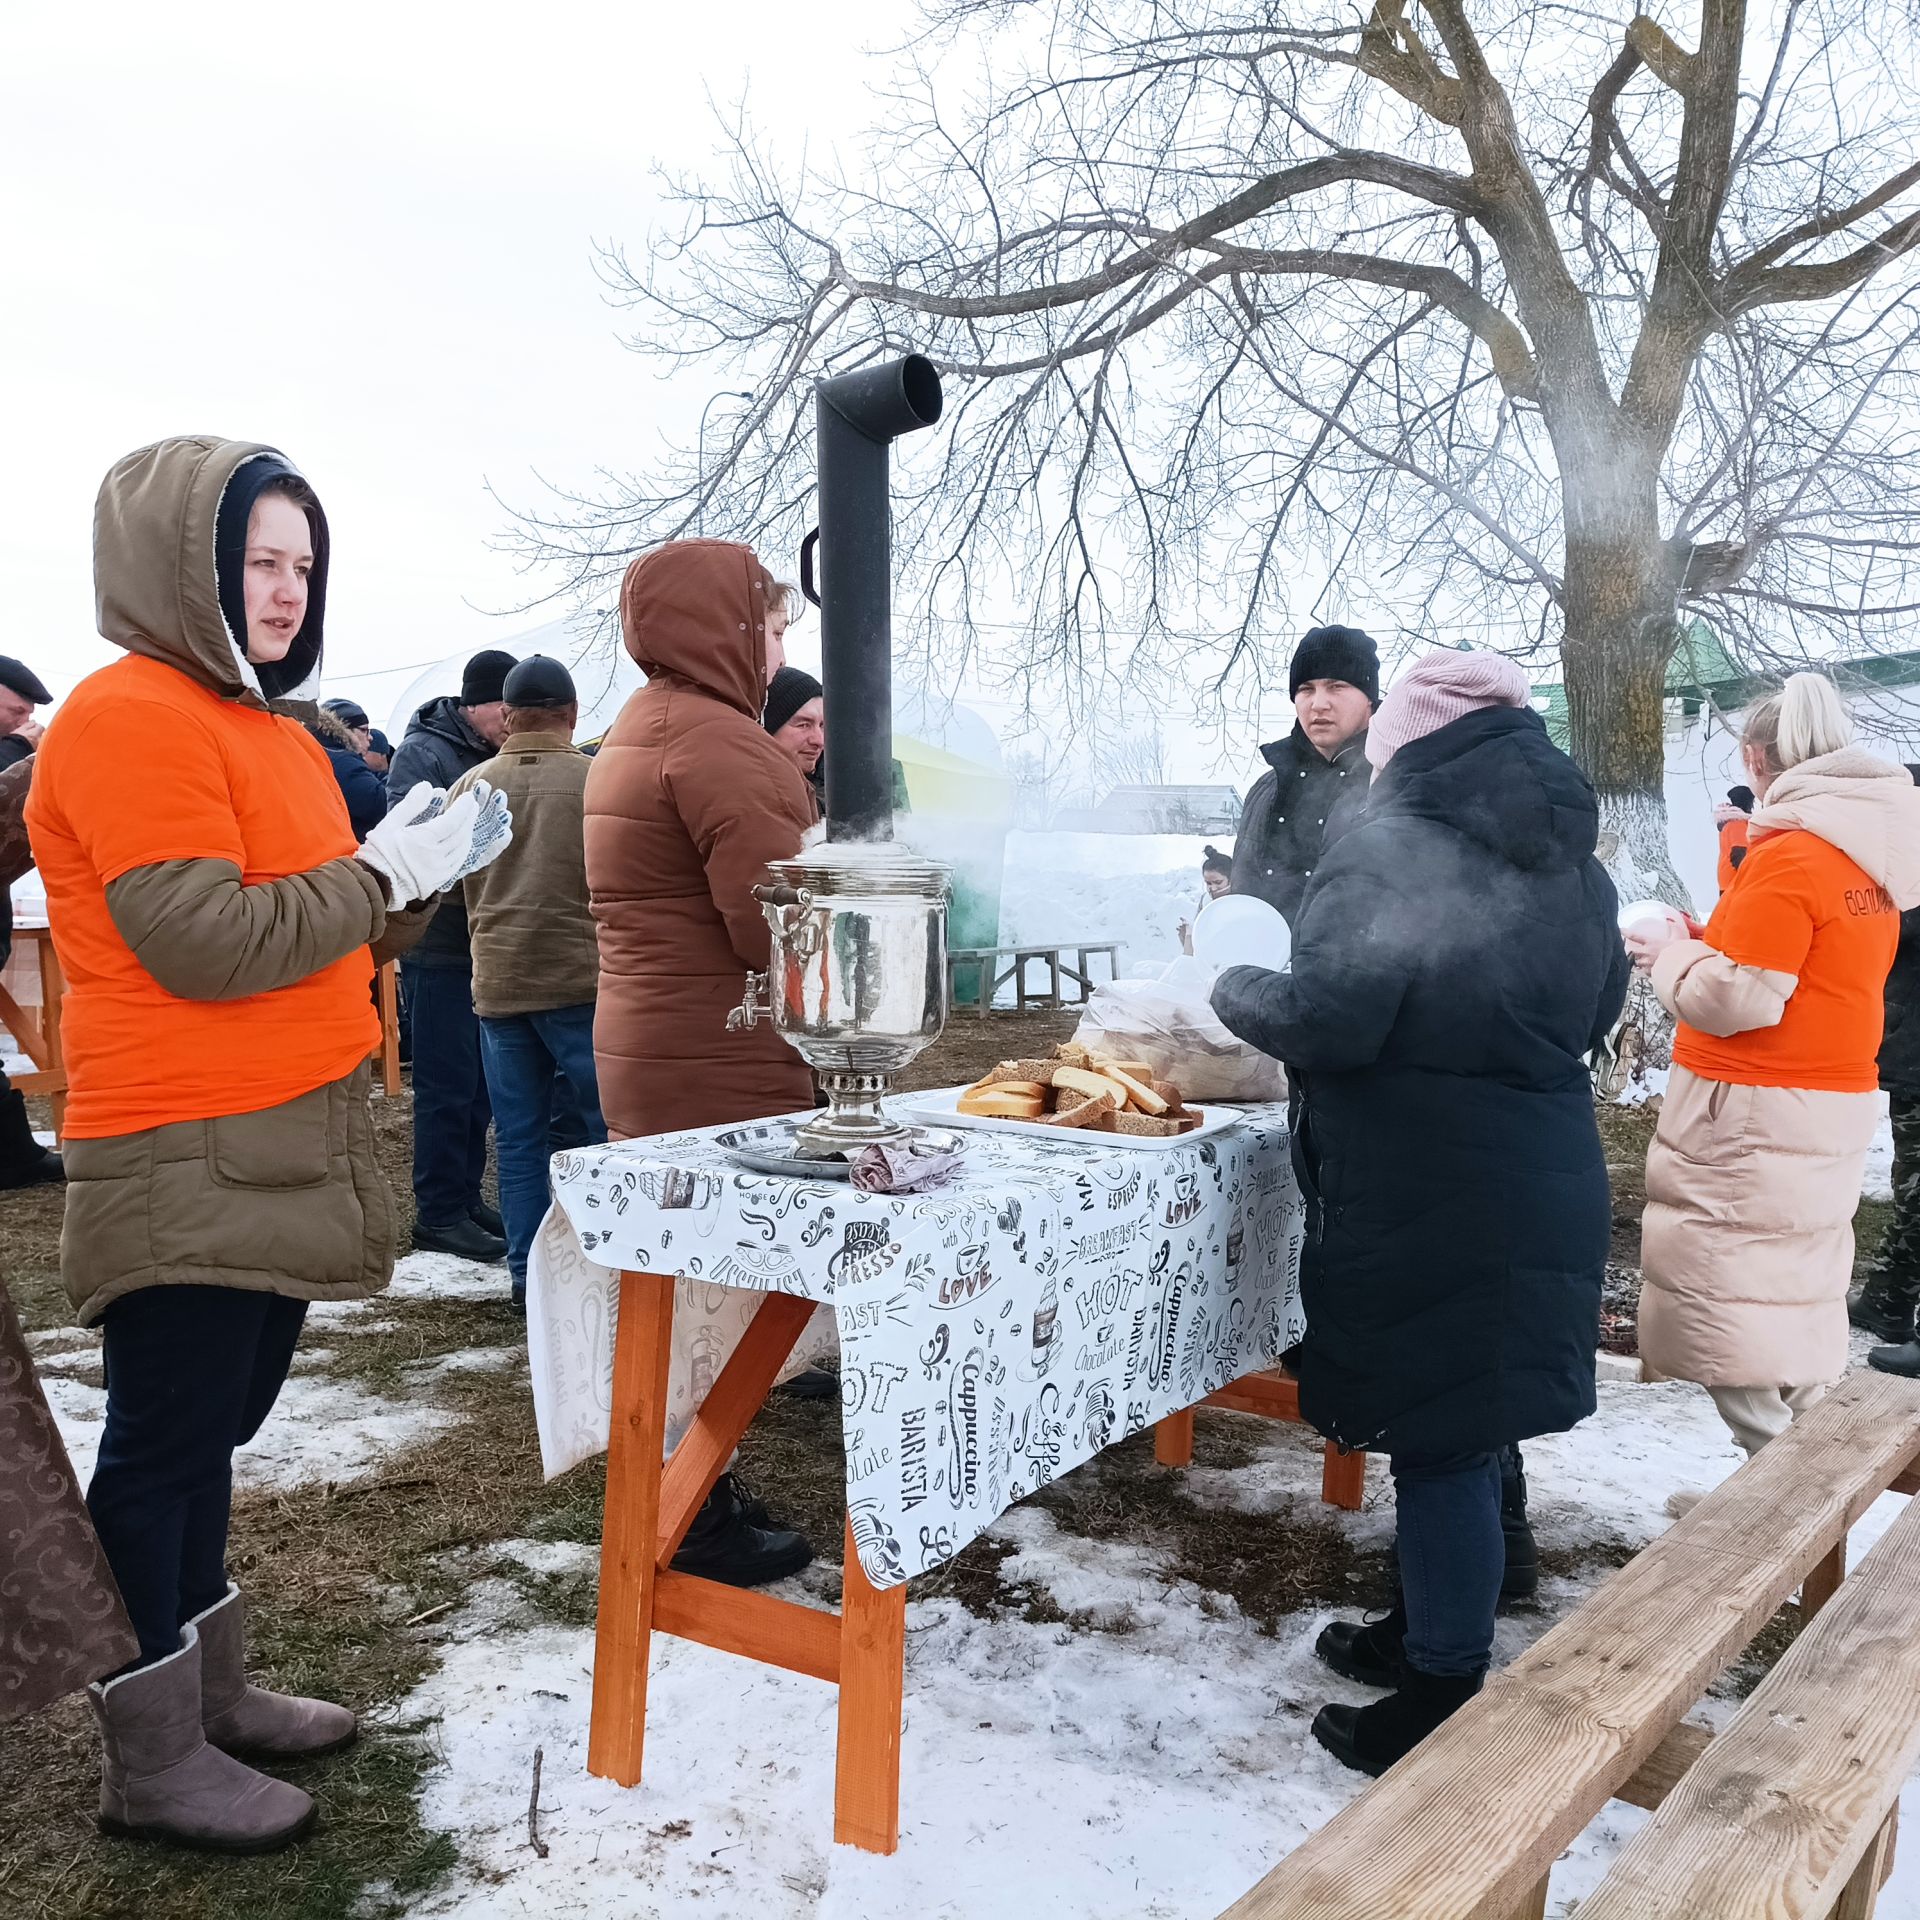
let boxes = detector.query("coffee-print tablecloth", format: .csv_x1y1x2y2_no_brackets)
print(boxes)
527,1099,1304,1589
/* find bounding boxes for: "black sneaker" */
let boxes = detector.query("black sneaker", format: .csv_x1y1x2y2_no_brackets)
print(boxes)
1312,1667,1483,1777
670,1476,813,1588
412,1218,508,1263
470,1201,506,1239
1315,1604,1406,1689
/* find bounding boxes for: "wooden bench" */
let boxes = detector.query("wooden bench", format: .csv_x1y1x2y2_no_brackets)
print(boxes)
1578,1488,1920,1918
947,942,1122,1016
1217,1368,1920,1920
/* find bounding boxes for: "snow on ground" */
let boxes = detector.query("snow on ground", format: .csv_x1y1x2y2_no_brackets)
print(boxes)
391,1372,1920,1920
34,1248,496,1487
999,830,1207,978
1868,1091,1897,1202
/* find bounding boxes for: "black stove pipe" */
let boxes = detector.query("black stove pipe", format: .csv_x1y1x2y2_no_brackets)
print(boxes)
814,353,943,841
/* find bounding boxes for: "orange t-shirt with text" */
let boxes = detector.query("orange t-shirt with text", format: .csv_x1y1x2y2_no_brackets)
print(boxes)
26,654,377,1138
1675,826,1899,1093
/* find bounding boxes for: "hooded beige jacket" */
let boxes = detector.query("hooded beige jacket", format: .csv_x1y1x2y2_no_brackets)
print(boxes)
28,437,425,1324
1640,749,1920,1388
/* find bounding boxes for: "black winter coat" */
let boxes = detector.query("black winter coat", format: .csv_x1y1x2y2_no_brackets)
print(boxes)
1213,706,1630,1458
325,746,387,841
0,734,27,966
1230,725,1371,926
1878,765,1920,1099
387,697,496,969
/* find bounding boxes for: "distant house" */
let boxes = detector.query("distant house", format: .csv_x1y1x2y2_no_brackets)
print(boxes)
1055,783,1244,834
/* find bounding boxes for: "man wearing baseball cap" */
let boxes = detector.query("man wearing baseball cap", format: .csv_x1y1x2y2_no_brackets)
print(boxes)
446,656,603,1305
388,649,518,1261
1231,625,1379,926
0,656,61,1186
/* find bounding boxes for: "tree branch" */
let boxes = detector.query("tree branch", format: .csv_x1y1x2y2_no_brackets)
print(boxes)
1723,211,1920,316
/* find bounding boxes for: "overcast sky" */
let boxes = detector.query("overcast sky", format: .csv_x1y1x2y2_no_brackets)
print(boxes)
4,2,916,699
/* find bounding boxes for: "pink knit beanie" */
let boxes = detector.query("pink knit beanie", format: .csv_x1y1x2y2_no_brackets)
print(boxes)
1365,648,1534,770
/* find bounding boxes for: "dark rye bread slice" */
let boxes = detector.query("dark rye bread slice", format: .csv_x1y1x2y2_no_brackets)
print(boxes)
1095,1108,1202,1137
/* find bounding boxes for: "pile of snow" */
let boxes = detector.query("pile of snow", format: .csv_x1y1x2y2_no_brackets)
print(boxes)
1867,1093,1896,1203
998,830,1213,975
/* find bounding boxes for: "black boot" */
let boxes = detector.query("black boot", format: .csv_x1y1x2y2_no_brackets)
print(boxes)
670,1474,813,1588
1870,1340,1920,1378
1312,1667,1483,1777
1315,1602,1406,1689
1850,1275,1919,1345
410,1218,507,1262
0,1087,61,1189
470,1201,506,1240
1499,1445,1538,1603
778,1368,840,1401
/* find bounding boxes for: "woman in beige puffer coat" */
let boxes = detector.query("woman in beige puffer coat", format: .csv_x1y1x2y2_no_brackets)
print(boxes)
1628,675,1920,1469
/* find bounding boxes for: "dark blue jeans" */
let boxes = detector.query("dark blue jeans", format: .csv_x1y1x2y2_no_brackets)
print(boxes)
88,1286,307,1665
406,962,491,1227
1391,1449,1504,1679
478,1004,606,1285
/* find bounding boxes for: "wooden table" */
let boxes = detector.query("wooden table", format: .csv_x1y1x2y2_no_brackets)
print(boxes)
0,922,66,1141
373,960,402,1096
589,1271,909,1852
1155,1367,1368,1509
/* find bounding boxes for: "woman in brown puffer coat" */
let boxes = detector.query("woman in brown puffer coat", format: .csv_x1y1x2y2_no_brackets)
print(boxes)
585,539,815,1137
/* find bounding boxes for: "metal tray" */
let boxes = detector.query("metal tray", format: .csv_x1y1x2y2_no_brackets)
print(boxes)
900,1085,1242,1151
716,1120,966,1181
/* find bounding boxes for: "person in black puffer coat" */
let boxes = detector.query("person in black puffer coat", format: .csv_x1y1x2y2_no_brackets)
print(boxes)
1850,765,1920,1356
1213,648,1629,1778
1231,625,1378,925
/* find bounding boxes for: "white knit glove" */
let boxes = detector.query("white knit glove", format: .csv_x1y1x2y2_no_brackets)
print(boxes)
358,781,505,906
449,780,514,883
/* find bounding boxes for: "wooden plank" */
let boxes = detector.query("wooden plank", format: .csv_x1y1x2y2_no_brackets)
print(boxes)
1155,1408,1196,1468
652,1571,841,1684
588,1271,676,1787
1322,1444,1368,1511
835,1516,908,1854
654,1291,817,1568
1833,1810,1898,1920
1205,1371,1303,1421
1801,1538,1846,1618
1479,1872,1549,1920
375,961,402,1097
1578,1493,1920,1919
1217,1371,1920,1920
1890,1465,1920,1498
1613,1720,1713,1812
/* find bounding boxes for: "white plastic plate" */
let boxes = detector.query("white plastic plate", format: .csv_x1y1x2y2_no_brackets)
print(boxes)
900,1084,1244,1152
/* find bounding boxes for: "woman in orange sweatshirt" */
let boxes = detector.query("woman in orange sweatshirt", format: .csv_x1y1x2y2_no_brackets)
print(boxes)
1627,675,1920,1475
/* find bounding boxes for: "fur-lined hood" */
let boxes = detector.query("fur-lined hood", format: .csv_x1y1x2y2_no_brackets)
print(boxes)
1751,747,1920,908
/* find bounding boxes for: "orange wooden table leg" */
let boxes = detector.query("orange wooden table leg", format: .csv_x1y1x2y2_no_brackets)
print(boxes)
589,1270,676,1787
835,1516,907,1853
376,962,402,1097
1155,1407,1197,1468
1321,1443,1367,1511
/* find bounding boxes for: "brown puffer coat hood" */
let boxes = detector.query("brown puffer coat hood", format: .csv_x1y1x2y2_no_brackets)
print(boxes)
587,540,815,1139
95,435,327,708
619,537,774,715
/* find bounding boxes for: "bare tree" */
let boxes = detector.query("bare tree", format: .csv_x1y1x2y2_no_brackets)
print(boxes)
1097,719,1171,791
511,0,1920,901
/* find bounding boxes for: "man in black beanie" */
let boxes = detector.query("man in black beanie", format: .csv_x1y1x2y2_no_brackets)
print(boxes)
387,648,519,1261
1231,624,1380,926
764,665,826,796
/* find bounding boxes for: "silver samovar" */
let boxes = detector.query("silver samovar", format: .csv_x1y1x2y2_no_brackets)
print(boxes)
728,845,950,1157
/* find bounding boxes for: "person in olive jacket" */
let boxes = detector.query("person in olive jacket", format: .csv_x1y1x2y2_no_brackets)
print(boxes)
1212,648,1629,1779
1231,625,1379,924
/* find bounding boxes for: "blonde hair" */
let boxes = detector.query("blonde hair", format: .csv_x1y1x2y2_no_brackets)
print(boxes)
1742,671,1852,775
770,580,805,621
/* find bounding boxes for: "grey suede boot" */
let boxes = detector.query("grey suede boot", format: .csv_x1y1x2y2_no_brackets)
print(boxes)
89,1628,316,1852
189,1586,357,1759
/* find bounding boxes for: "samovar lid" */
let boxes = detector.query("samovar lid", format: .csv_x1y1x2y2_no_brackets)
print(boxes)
766,841,950,898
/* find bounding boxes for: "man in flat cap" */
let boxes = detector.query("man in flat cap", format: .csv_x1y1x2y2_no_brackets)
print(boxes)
0,656,62,1187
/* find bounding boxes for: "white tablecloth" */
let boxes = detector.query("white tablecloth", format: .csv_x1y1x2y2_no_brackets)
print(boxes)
528,1099,1304,1588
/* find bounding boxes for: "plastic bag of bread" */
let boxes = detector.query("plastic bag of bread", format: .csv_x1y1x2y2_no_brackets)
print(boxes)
1070,955,1287,1103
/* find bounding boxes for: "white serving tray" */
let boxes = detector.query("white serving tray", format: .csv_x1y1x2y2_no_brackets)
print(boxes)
900,1084,1244,1152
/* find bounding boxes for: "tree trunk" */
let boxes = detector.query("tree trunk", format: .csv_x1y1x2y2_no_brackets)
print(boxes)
1559,520,1689,1097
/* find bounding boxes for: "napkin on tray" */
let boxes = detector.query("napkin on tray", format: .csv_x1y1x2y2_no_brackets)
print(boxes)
849,1135,964,1193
